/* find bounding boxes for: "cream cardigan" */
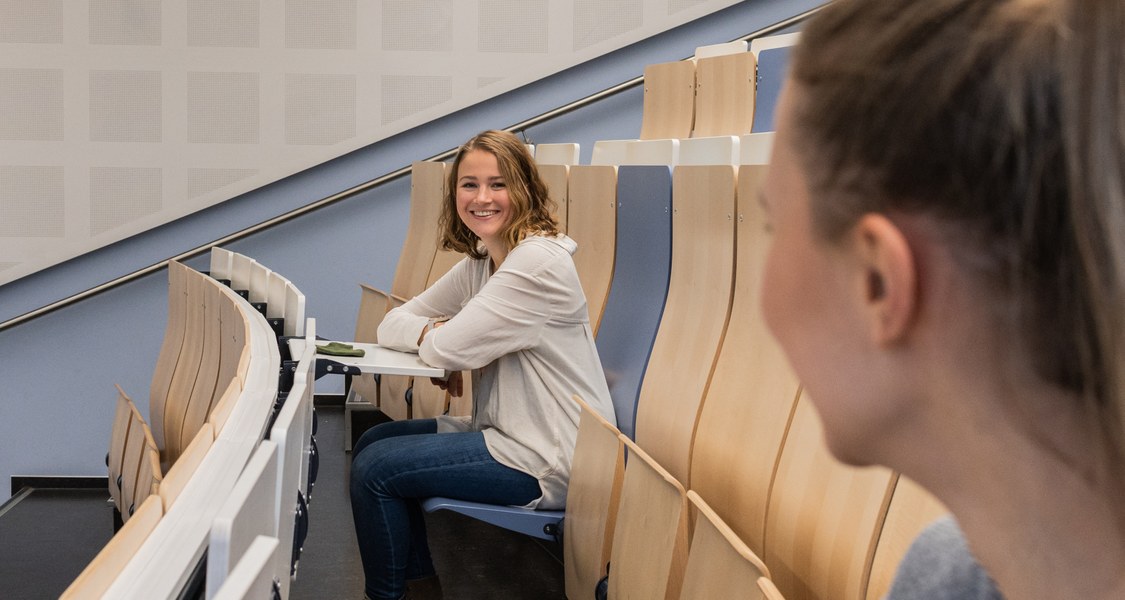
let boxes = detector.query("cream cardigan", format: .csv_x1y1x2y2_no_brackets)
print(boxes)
377,234,615,509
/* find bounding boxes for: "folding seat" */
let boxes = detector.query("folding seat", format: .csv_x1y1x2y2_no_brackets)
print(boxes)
679,490,776,600
362,161,447,421
563,396,627,599
148,261,190,460
162,268,208,467
607,434,690,600
566,165,618,335
749,33,800,134
178,278,224,457
594,165,674,439
591,60,696,166
688,165,800,556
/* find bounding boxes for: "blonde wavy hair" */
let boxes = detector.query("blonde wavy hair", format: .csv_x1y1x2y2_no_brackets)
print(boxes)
439,130,559,260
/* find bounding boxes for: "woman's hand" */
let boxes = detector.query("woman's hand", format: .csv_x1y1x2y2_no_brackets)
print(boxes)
429,371,464,397
417,319,446,346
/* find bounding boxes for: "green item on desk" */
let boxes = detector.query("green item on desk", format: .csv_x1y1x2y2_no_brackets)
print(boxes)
316,341,365,357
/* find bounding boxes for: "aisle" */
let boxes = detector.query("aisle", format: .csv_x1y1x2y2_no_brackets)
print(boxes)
290,403,566,600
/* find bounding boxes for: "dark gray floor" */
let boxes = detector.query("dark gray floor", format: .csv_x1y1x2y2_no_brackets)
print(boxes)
0,404,565,599
0,487,115,599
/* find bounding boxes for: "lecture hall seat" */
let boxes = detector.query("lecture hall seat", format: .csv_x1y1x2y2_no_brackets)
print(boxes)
632,164,738,487
763,392,896,600
607,434,690,600
593,165,674,440
563,395,627,599
687,165,801,556
679,490,775,600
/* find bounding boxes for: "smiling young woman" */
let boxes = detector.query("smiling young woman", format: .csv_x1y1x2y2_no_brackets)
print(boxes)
351,130,615,600
759,1,1125,598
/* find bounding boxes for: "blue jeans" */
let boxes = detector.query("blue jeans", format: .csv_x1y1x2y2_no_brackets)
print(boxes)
349,419,542,600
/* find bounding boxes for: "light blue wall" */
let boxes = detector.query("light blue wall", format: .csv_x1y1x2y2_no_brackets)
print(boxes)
0,0,820,501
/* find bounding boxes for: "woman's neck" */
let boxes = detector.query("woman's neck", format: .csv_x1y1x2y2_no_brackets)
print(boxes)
905,376,1125,599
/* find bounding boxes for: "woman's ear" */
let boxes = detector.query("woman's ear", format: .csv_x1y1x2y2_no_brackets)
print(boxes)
851,213,917,346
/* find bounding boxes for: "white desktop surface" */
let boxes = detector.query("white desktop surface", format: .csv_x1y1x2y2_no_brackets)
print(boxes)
287,339,445,378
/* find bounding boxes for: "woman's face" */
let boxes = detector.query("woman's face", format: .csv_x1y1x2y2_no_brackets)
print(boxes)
455,149,512,252
760,83,897,465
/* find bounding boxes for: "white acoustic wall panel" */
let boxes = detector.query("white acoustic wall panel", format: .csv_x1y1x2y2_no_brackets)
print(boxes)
0,166,65,237
0,0,744,286
382,1,452,52
89,0,162,46
188,72,261,145
286,74,357,146
188,0,261,49
90,70,163,143
0,1,63,44
381,75,453,125
90,167,163,236
480,0,549,54
0,69,64,141
286,0,356,50
575,0,644,50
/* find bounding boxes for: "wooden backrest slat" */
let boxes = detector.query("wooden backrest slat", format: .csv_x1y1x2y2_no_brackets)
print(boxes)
634,165,737,486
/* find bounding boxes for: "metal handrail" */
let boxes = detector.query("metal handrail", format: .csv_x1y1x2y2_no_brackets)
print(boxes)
0,6,821,333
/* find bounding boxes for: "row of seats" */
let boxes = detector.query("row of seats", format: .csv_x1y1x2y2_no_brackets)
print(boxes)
589,36,794,167
343,31,948,600
65,251,318,599
353,156,947,599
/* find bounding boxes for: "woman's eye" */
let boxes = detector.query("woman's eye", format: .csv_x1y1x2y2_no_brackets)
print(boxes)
491,182,506,190
461,182,477,190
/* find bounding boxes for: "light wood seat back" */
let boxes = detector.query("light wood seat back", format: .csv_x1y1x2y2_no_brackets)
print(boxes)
688,165,800,556
640,61,696,141
349,282,402,413
217,287,250,394
692,52,758,138
149,260,189,454
158,423,214,511
163,267,208,466
410,248,469,420
563,395,627,599
179,277,223,458
365,161,447,421
680,490,774,600
534,142,580,166
539,163,569,234
764,392,896,600
609,434,690,600
60,495,163,600
118,387,162,521
566,165,618,335
865,477,948,600
393,160,447,299
108,387,133,509
633,165,737,486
